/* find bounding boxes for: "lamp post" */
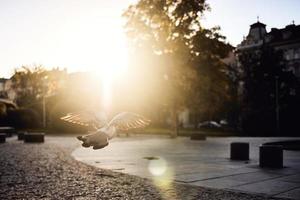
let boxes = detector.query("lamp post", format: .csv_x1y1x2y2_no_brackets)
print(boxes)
42,95,46,128
164,74,177,138
42,76,48,128
275,76,280,135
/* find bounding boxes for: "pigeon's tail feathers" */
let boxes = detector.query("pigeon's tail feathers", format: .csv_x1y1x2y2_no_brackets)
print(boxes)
77,135,86,142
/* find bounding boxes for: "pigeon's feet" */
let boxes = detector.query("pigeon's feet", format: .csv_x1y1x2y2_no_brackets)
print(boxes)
82,142,91,147
77,135,85,141
77,135,90,147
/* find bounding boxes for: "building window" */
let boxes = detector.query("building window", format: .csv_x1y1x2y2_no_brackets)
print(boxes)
295,65,300,77
285,49,294,60
295,49,300,59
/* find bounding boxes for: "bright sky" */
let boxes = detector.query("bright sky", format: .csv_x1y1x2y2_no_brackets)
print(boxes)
202,0,300,45
0,0,299,78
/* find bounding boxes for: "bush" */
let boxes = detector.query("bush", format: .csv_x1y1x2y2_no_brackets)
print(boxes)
7,108,42,129
48,100,89,133
0,103,7,125
241,111,276,136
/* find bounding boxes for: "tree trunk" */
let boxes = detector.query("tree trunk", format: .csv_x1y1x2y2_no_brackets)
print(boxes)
171,106,178,138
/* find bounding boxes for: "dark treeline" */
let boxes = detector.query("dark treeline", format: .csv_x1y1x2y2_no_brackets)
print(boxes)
239,46,300,136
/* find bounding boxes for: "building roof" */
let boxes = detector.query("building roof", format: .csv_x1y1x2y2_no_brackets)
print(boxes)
266,24,300,45
250,21,266,29
238,22,300,50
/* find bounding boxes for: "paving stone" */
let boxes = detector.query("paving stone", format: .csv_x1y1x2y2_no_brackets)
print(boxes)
275,187,300,200
175,167,260,183
232,180,300,195
73,135,300,199
175,172,226,183
193,178,246,189
226,171,283,183
277,174,300,183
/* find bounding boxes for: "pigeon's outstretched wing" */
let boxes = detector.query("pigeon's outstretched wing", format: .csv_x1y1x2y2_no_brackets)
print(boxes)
75,112,150,150
107,112,151,131
60,110,107,130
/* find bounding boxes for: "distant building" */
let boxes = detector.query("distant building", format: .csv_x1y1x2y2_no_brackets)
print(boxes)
237,21,300,77
234,21,300,135
0,78,6,93
0,78,16,101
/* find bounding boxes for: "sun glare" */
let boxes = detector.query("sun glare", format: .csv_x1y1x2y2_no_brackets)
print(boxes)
64,17,130,111
95,33,129,111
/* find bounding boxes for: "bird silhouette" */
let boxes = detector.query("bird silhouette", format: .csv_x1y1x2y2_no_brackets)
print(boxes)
60,111,150,150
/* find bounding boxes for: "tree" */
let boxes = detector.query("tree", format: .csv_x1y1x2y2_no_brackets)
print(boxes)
239,47,300,135
123,0,232,136
12,66,67,105
11,65,67,127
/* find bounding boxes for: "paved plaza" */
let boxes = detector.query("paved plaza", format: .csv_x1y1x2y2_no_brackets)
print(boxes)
73,135,300,200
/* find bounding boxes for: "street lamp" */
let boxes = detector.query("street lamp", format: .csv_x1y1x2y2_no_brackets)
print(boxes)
275,76,280,135
42,76,48,128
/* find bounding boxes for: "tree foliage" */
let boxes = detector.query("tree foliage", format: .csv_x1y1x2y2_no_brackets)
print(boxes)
11,65,66,107
123,0,233,133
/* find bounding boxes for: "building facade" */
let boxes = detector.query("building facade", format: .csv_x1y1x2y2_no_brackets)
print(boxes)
237,21,300,77
235,21,300,135
0,78,17,101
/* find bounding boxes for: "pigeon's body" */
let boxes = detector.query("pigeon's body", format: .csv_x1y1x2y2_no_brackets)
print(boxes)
77,131,109,150
61,111,150,150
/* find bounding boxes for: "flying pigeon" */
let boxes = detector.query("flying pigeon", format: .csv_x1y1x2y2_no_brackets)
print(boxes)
60,111,150,150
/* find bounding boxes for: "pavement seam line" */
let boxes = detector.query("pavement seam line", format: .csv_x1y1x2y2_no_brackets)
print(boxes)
229,174,291,188
271,185,300,197
176,170,261,183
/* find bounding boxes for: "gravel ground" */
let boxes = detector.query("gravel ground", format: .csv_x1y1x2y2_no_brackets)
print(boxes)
0,136,287,200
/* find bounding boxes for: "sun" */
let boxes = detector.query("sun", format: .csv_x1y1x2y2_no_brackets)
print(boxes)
69,18,130,111
92,29,129,111
41,11,131,111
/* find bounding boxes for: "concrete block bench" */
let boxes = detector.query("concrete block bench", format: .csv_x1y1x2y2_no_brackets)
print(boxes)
17,131,27,140
259,145,283,168
0,133,6,143
0,127,15,137
230,142,249,160
190,134,206,140
24,133,45,143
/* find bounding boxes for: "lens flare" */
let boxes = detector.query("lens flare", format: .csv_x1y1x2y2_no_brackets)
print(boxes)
147,157,177,199
148,158,167,176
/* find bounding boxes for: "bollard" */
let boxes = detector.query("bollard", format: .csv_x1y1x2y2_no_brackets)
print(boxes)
24,133,45,143
0,133,6,143
230,142,249,160
190,134,206,140
0,127,15,137
259,145,283,168
18,132,26,140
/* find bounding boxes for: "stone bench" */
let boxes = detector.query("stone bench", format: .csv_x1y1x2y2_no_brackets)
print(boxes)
0,127,15,137
190,134,206,140
17,131,27,140
230,142,249,160
0,133,6,143
259,145,283,168
24,133,45,143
